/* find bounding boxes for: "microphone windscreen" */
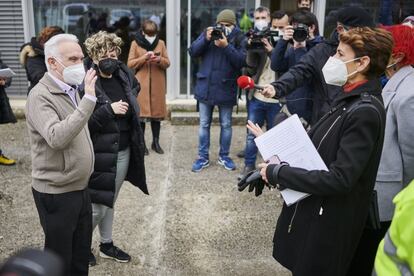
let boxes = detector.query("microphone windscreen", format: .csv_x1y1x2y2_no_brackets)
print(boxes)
237,76,255,89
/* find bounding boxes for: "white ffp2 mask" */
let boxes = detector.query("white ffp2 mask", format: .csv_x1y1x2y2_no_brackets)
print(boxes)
322,56,360,86
55,59,86,85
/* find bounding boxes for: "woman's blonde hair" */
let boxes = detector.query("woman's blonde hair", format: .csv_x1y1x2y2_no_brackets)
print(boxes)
84,31,123,61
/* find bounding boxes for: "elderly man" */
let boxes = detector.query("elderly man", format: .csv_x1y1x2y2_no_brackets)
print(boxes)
25,33,97,276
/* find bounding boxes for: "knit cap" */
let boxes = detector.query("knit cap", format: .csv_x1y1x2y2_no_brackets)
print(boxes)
216,9,236,25
337,6,375,28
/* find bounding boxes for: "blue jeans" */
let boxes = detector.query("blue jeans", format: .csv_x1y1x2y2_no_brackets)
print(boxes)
198,102,233,160
244,98,281,166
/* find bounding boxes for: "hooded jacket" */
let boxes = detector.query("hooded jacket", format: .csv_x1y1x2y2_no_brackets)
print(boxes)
19,38,47,93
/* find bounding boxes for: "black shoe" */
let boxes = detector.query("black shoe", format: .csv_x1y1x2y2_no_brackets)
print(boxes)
236,150,245,158
89,251,96,267
99,242,131,263
151,138,164,154
238,165,255,181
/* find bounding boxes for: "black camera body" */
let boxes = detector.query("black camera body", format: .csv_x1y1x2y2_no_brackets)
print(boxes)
247,27,279,50
293,23,309,42
211,24,226,41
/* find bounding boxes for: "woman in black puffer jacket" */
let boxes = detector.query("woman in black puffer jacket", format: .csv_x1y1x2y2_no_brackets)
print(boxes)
83,31,147,266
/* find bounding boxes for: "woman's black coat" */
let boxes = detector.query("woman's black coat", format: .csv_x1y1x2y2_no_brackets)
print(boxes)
85,61,148,208
19,38,47,93
267,80,386,276
0,59,16,124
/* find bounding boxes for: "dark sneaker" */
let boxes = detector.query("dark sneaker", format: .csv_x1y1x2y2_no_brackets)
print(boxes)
218,156,236,171
191,157,210,172
89,251,96,267
236,150,245,158
238,165,255,181
99,242,131,263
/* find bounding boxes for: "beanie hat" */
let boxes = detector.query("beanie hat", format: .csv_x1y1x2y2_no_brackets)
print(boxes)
337,6,375,28
216,9,236,25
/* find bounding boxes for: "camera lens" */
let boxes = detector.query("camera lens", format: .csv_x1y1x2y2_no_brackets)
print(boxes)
293,24,309,43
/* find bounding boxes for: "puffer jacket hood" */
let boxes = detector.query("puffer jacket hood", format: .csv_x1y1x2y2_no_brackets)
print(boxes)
19,37,44,66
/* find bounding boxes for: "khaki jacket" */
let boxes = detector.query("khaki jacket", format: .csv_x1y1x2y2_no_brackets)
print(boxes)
25,73,95,194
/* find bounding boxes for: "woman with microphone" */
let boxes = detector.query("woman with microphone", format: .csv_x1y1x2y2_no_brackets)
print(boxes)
247,27,393,275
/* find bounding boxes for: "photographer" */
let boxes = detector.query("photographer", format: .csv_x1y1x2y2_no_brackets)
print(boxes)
271,10,323,123
262,6,376,124
239,7,282,179
188,9,246,172
270,10,289,43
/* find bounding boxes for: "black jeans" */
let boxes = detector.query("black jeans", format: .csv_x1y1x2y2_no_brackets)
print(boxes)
32,188,92,276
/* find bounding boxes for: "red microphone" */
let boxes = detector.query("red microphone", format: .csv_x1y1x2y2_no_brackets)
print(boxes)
237,76,264,90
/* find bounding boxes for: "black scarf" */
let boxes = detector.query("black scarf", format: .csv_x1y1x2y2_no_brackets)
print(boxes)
134,31,159,51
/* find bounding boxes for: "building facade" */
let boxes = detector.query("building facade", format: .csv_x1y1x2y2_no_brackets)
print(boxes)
1,0,413,98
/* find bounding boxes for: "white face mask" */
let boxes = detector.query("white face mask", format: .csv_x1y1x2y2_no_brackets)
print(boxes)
255,20,268,31
55,58,85,85
224,26,233,36
322,56,360,86
145,35,156,44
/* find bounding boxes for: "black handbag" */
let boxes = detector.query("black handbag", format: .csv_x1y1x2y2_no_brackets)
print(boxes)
366,190,381,230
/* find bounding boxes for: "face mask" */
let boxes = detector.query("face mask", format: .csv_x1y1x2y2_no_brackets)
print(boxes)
98,58,119,75
55,58,85,85
145,35,156,44
224,26,233,36
322,56,360,86
255,20,268,31
386,60,399,69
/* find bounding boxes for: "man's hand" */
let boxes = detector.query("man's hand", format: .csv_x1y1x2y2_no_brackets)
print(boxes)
262,38,273,53
111,100,129,115
84,68,97,97
261,84,276,98
283,25,294,41
205,27,213,41
215,35,228,48
0,78,6,86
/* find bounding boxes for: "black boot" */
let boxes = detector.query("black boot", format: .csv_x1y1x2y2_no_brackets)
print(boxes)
143,141,149,155
151,138,164,154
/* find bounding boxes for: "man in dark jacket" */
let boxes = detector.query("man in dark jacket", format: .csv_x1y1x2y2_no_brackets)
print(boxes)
271,10,323,124
0,58,16,166
239,7,284,179
263,6,376,123
189,9,246,172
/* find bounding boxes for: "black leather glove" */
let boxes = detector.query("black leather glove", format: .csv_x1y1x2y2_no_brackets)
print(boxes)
237,169,268,197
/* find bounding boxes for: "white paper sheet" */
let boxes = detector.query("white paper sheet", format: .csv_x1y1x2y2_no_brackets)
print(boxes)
0,68,16,78
254,114,328,206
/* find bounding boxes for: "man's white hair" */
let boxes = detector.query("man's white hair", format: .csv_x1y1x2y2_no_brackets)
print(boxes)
44,33,79,71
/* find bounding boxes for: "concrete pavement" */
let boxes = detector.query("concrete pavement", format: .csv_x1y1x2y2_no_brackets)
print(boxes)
0,120,290,275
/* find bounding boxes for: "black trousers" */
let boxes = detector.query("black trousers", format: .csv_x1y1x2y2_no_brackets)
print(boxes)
32,188,92,276
346,221,391,276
